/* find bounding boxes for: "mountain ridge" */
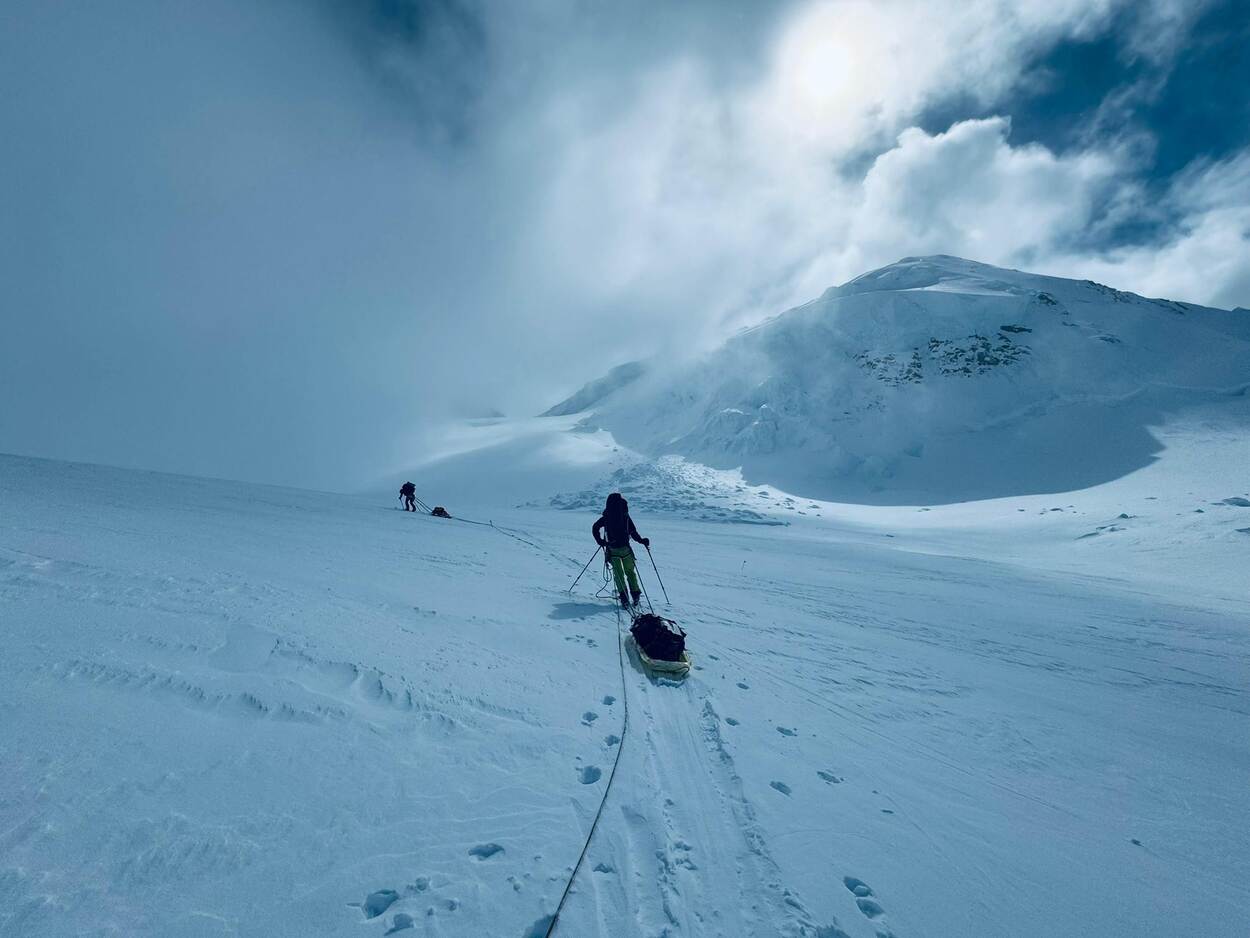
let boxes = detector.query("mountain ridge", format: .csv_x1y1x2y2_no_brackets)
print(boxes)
539,255,1250,504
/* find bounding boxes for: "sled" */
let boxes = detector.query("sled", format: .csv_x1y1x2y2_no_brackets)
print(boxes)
632,638,692,677
629,613,691,678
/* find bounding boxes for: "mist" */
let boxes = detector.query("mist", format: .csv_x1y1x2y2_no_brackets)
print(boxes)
3,0,1246,490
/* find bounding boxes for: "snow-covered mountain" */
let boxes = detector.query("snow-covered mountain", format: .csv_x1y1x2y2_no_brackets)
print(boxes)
551,256,1250,504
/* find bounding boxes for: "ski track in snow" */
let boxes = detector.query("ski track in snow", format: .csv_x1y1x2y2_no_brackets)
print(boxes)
557,626,827,937
2,451,1250,937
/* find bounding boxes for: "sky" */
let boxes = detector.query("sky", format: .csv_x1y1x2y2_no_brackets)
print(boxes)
1,0,1247,489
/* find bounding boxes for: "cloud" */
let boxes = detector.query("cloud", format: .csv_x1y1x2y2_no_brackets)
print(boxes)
825,118,1125,278
0,0,1244,489
507,0,1247,336
803,117,1250,312
747,0,1120,159
507,0,1139,337
1046,152,1250,308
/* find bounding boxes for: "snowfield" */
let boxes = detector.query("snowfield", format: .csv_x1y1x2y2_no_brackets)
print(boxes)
4,256,1249,937
3,430,1248,937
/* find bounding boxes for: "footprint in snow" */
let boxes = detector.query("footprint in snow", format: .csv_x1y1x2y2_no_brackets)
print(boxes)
579,766,602,784
817,770,843,784
362,890,399,919
843,877,894,932
385,913,415,934
777,726,797,737
602,695,615,706
770,781,792,796
468,843,504,860
725,717,739,726
582,711,598,725
604,734,621,747
737,682,750,690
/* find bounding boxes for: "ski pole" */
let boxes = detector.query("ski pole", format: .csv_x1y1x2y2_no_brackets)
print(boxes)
567,545,603,593
644,545,670,604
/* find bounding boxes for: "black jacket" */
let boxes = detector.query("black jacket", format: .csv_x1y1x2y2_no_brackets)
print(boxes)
593,512,644,550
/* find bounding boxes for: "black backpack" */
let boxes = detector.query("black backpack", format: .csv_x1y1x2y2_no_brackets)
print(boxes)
630,614,686,662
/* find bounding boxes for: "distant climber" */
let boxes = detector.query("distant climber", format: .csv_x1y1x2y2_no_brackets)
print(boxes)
399,481,417,512
593,492,649,608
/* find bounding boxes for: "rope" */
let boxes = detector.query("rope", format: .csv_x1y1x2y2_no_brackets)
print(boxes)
449,514,578,568
396,499,632,931
543,608,630,937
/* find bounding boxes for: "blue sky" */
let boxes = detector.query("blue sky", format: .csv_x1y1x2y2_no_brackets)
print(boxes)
1,0,1247,486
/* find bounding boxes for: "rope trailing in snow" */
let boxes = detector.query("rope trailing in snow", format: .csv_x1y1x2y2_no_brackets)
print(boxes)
438,511,579,568
543,608,630,937
540,548,674,934
394,494,634,932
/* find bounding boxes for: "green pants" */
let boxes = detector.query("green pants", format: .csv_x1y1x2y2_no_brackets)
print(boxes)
606,546,640,596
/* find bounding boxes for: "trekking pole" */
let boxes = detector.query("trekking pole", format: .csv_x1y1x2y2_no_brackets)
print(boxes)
567,546,603,593
635,570,654,615
644,545,670,604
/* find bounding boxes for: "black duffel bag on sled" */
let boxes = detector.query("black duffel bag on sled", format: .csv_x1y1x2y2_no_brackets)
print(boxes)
630,614,691,676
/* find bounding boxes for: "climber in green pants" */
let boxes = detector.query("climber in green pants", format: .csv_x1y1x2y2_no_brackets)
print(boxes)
592,492,650,608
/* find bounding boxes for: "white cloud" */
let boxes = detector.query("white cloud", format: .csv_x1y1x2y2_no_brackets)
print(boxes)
811,118,1124,285
1046,153,1250,309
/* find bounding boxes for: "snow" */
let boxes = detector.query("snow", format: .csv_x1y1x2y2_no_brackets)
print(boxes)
4,425,1248,936
4,256,1249,936
547,255,1250,505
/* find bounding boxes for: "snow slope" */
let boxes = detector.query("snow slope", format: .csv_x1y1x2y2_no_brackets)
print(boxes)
554,255,1250,504
3,444,1248,937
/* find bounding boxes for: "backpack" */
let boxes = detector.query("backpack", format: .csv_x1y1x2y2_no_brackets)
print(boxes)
630,614,686,662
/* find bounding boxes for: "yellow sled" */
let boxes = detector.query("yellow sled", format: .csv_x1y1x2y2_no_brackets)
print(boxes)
631,636,692,677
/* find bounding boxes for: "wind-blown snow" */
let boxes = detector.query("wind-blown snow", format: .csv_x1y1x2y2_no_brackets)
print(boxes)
542,362,647,418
